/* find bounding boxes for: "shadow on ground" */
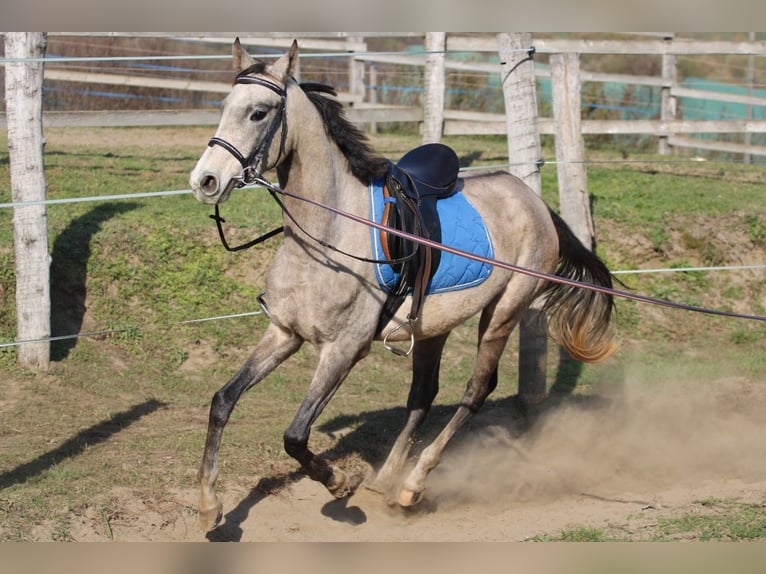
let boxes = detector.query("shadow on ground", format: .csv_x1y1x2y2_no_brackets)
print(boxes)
50,202,141,360
0,398,166,490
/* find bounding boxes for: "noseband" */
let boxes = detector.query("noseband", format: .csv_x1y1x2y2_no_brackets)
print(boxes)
207,75,288,188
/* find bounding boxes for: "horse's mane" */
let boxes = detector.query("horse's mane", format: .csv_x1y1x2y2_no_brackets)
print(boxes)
235,66,389,183
299,82,390,183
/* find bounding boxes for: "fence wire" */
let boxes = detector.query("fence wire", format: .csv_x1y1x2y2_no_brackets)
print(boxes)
1,39,765,351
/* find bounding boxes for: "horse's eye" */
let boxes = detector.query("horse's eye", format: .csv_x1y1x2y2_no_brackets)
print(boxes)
250,109,268,122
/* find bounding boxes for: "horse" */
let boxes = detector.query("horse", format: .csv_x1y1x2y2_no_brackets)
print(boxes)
189,39,617,532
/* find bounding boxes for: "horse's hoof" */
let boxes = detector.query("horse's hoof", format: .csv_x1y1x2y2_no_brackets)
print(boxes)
398,488,424,507
328,468,364,499
347,471,364,493
198,500,223,532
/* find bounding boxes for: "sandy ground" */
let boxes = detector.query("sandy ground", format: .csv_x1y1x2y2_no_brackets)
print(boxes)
61,373,766,542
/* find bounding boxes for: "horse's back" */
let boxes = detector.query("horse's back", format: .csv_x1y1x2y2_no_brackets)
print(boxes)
460,170,559,269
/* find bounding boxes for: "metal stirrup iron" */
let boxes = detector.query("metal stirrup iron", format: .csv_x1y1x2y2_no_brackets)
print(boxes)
382,318,415,357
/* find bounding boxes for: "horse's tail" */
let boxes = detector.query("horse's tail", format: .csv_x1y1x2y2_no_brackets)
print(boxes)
539,209,617,363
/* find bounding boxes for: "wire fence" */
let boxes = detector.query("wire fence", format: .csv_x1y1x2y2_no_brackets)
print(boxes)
1,170,763,351
2,36,764,130
2,35,765,350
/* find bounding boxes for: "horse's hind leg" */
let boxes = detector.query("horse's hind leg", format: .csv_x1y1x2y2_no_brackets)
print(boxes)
197,323,302,532
368,333,450,498
398,298,525,507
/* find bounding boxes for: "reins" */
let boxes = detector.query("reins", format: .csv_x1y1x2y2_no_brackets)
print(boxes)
205,74,289,252
210,204,284,252
211,180,418,266
222,174,766,325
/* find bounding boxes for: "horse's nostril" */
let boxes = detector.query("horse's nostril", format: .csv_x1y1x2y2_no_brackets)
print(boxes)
201,174,219,196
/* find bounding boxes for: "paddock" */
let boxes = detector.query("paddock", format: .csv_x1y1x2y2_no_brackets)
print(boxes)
1,33,766,542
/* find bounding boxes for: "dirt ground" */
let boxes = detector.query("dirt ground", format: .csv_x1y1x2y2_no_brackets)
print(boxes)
58,372,766,542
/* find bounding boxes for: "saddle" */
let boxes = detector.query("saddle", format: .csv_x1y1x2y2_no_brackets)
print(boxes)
375,142,463,337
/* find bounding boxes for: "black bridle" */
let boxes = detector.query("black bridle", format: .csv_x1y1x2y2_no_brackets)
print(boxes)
207,74,288,251
208,75,288,187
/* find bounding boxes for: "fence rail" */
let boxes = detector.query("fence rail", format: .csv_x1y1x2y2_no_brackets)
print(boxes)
2,33,763,158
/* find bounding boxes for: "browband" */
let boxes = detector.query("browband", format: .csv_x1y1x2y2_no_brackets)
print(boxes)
235,75,286,96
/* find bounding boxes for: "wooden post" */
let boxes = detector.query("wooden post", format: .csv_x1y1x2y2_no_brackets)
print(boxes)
497,32,547,407
422,32,446,144
347,35,365,101
550,52,594,248
367,64,378,135
744,31,755,164
550,51,595,394
659,34,677,156
5,32,50,370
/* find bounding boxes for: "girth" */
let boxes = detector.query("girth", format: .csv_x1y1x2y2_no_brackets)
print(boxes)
375,142,463,336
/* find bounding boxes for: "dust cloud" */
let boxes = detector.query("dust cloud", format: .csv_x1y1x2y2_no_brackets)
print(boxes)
427,369,766,509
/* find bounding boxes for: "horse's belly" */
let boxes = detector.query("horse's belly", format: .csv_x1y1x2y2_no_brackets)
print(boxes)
376,270,511,341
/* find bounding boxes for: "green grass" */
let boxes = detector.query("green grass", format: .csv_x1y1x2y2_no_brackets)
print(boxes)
536,498,766,542
656,500,766,541
535,527,614,542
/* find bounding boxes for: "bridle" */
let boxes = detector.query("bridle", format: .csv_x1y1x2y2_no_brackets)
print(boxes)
207,74,288,190
205,72,419,265
206,74,289,252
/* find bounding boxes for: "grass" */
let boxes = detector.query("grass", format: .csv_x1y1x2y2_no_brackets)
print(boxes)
537,498,766,542
1,127,765,541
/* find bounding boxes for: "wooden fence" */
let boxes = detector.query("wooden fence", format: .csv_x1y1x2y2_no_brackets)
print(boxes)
4,33,765,158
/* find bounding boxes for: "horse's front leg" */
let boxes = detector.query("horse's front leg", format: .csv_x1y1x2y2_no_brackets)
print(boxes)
283,340,370,498
197,324,302,532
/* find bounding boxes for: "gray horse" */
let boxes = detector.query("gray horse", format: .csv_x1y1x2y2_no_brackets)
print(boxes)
189,39,616,532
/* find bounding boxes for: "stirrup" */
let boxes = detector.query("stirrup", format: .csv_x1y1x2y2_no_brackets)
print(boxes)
382,319,415,357
256,290,271,320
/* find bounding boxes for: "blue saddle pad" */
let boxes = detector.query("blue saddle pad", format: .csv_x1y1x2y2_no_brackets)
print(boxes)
368,177,494,295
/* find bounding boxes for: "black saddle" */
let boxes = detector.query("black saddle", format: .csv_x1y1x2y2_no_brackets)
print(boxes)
376,143,463,337
394,142,462,192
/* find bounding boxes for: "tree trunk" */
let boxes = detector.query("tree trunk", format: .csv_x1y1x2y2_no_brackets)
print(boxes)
5,32,50,370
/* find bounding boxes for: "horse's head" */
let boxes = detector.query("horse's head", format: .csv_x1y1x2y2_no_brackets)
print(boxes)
190,38,298,204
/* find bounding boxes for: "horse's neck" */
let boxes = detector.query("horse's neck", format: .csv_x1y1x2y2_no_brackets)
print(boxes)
278,129,366,237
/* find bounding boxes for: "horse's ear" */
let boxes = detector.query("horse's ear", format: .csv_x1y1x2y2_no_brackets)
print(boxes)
232,37,256,72
270,40,299,80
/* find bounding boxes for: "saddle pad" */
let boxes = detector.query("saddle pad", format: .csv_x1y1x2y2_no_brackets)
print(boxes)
368,178,494,295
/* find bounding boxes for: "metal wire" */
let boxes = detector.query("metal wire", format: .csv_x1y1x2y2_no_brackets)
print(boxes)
0,310,264,350
0,48,531,66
